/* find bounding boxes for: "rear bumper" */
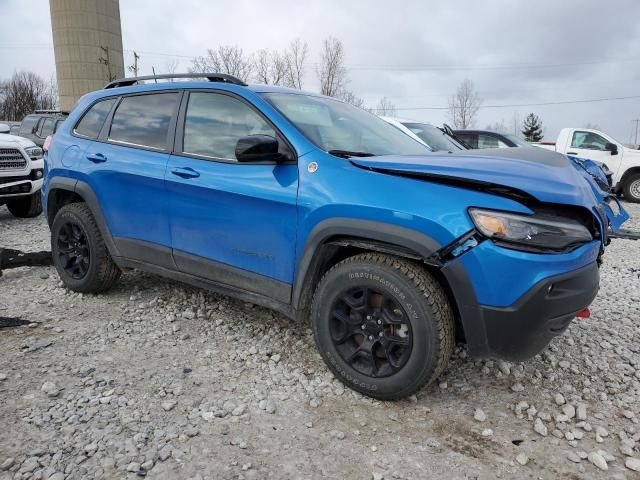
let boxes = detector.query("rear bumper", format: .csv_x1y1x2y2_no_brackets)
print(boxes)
477,262,599,361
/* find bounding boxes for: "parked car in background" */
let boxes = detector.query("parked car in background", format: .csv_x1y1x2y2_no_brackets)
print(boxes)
44,73,628,399
381,117,466,152
534,127,640,202
0,123,44,217
453,130,533,149
19,110,68,147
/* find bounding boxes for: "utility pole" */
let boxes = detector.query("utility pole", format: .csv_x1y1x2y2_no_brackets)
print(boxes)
633,119,640,145
98,46,114,81
128,51,140,77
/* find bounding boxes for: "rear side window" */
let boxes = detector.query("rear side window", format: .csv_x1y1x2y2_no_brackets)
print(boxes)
20,116,38,135
109,93,179,150
75,98,117,139
182,92,277,160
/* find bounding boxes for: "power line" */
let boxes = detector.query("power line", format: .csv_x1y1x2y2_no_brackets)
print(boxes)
2,43,640,71
394,95,640,111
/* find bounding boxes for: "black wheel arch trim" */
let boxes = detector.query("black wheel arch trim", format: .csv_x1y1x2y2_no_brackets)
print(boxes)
46,177,121,258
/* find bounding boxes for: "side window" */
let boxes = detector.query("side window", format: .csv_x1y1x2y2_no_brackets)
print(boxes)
457,133,478,149
477,134,509,149
109,93,179,150
74,98,117,139
571,131,608,151
10,124,20,135
20,116,38,135
40,118,55,137
182,92,278,161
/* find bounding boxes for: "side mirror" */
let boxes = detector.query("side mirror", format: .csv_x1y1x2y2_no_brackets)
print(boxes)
235,135,283,162
0,124,10,134
605,142,618,155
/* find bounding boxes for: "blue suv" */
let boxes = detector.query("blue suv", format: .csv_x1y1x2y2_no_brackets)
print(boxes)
43,73,627,400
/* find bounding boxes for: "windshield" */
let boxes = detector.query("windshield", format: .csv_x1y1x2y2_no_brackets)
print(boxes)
503,134,532,147
401,122,465,152
261,93,431,156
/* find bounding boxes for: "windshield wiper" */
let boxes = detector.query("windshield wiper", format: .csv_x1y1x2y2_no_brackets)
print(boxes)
328,150,375,158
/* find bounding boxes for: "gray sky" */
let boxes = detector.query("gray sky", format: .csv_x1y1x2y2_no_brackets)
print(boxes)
2,0,640,142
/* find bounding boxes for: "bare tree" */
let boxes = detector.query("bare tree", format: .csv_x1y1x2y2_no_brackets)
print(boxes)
340,90,366,109
0,71,57,121
484,120,508,133
253,49,289,86
447,79,482,129
284,39,308,89
375,97,397,117
165,59,179,74
191,46,253,83
317,37,348,97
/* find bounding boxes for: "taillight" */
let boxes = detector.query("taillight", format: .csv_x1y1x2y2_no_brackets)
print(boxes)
43,135,52,152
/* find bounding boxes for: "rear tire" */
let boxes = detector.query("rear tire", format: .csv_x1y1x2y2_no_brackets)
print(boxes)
623,174,640,203
311,253,454,400
6,191,43,218
51,202,120,293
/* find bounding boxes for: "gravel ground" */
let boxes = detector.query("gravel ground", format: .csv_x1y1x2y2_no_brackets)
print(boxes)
1,202,640,480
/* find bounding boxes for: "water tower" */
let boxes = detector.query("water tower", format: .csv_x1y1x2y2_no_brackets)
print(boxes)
49,0,125,111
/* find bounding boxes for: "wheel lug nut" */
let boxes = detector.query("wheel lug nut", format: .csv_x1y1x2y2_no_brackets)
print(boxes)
361,324,365,330
368,335,373,340
378,331,384,337
377,319,382,325
366,315,371,320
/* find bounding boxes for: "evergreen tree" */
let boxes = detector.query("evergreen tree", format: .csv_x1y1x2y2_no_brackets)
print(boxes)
522,113,543,142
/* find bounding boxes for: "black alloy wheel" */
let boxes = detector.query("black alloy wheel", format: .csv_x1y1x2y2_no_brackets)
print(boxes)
56,221,90,279
329,286,413,378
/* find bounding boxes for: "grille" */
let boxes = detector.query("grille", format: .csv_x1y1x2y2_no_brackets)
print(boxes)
0,148,27,170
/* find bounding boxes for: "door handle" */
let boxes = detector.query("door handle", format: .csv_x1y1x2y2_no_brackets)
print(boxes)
86,153,107,163
171,167,200,179
567,152,578,155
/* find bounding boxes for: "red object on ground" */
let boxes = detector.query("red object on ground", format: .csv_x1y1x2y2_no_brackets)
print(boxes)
575,308,590,318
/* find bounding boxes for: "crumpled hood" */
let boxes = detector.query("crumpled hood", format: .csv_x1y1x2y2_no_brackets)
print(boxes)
351,147,599,207
351,146,630,235
0,133,36,149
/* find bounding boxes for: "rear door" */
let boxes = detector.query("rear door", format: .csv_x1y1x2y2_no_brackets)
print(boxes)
82,91,181,267
165,90,298,302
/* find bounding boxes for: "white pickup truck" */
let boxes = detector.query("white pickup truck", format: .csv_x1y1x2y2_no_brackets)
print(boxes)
0,123,44,217
535,127,640,202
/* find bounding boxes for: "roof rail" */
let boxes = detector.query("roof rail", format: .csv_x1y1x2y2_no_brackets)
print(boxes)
104,73,248,89
33,110,68,114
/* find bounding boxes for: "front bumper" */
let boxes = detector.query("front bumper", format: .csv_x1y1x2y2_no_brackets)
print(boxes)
441,240,601,362
477,262,598,361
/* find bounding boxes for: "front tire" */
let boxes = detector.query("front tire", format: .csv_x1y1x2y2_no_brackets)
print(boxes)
623,173,640,203
6,191,43,218
311,253,454,400
51,202,120,293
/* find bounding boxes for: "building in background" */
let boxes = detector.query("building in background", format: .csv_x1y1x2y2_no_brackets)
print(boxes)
49,0,124,111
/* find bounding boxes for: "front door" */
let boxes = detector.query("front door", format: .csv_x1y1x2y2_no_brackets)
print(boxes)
567,130,622,177
165,91,298,302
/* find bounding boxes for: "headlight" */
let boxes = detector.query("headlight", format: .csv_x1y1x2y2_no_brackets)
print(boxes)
469,208,592,252
24,146,43,160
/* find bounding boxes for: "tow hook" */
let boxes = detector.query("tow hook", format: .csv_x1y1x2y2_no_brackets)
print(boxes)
575,308,590,319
